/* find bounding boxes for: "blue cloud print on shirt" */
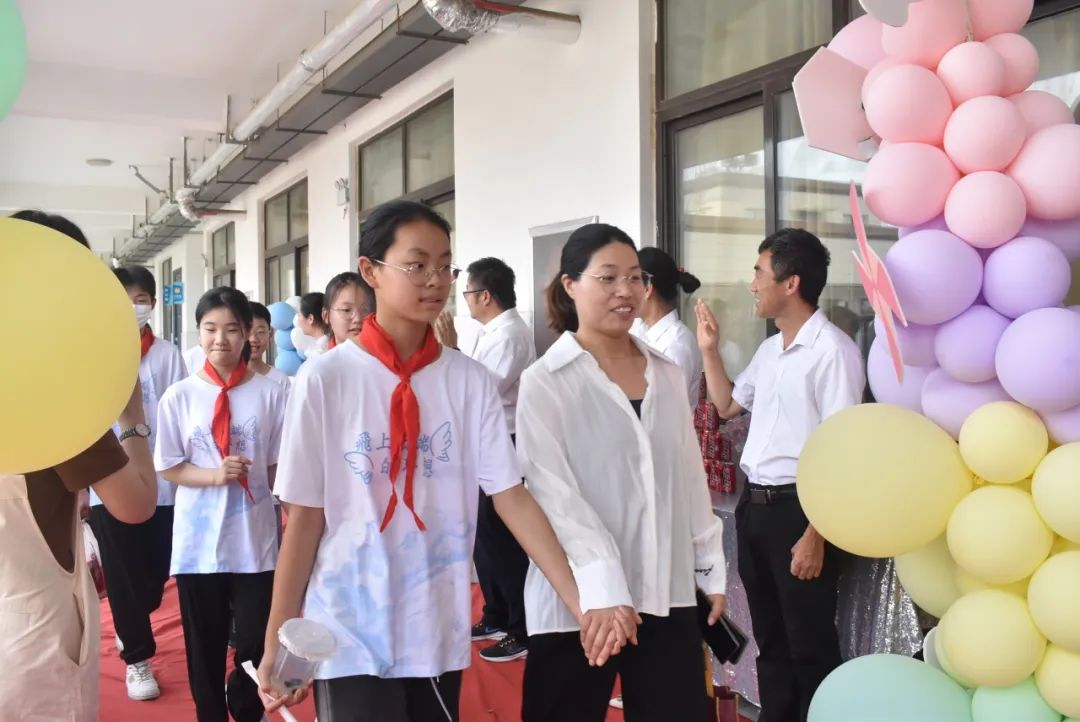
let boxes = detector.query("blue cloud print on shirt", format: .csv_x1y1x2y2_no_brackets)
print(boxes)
344,421,453,485
190,417,270,519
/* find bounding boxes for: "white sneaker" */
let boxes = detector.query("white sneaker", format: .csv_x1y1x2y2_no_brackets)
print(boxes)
126,661,161,701
609,695,624,709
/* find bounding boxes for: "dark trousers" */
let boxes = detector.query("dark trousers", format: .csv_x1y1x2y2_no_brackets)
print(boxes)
88,504,174,665
736,487,842,722
313,671,463,722
522,607,707,722
175,572,274,722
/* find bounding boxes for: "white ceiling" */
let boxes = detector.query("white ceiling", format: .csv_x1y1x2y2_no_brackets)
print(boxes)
1,0,362,251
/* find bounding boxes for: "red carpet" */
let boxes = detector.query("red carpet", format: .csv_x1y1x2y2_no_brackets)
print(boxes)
100,581,629,721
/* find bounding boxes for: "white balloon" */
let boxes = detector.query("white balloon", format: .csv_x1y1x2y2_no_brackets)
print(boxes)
923,627,942,671
285,295,302,313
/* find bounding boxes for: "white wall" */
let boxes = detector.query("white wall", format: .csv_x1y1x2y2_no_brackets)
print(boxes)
149,230,207,352
158,0,654,339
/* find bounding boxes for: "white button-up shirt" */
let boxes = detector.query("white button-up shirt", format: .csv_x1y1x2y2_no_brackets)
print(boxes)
733,310,865,487
516,332,726,635
468,308,536,435
631,310,703,405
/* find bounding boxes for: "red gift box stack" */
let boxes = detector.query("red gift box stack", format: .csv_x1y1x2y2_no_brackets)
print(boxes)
694,373,737,493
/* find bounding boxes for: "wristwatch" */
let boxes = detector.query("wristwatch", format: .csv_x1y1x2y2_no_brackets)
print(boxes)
118,424,152,442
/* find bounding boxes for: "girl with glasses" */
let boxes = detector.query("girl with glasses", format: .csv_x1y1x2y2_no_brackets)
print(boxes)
321,272,369,350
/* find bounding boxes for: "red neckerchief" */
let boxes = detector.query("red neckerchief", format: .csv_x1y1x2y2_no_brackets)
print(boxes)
328,335,338,350
140,326,154,359
358,313,440,532
203,359,255,503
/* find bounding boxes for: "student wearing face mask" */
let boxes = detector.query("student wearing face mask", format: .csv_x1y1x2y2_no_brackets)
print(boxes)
87,265,187,702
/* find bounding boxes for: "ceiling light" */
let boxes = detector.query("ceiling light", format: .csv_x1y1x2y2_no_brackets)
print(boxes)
86,158,113,167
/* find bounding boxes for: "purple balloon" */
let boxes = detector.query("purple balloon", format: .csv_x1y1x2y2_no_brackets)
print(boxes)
1021,216,1080,262
983,236,1072,319
885,230,983,325
1041,404,1080,445
874,317,938,367
898,214,949,238
921,368,1012,439
934,305,1011,383
996,307,1080,413
867,338,935,412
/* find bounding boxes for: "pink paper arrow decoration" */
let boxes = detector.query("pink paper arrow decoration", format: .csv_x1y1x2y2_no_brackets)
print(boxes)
793,48,876,162
850,182,909,382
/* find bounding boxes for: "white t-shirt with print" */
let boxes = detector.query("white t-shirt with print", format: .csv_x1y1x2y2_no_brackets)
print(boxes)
262,365,292,393
92,336,188,507
154,372,287,575
275,341,520,680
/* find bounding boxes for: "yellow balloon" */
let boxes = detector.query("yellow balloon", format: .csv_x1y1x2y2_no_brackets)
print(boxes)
1051,537,1080,555
947,486,1054,585
798,404,973,557
1032,443,1080,543
895,535,961,618
955,568,1029,598
0,218,139,473
1027,552,1080,653
1036,645,1080,718
934,624,976,688
959,402,1049,484
939,590,1047,688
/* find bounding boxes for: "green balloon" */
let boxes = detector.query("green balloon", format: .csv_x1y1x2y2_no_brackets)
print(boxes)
809,654,973,722
0,0,27,120
972,679,1062,722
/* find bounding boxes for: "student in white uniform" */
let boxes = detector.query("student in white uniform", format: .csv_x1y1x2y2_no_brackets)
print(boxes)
434,257,537,663
296,292,332,358
88,265,187,703
259,200,622,722
631,247,704,407
155,287,287,722
248,302,292,392
517,223,727,722
321,272,370,350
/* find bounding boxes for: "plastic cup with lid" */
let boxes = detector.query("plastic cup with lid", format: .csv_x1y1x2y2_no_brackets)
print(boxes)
269,618,337,695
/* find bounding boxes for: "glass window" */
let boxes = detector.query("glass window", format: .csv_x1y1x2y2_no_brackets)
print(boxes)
212,228,228,268
288,183,308,240
266,256,281,304
361,127,404,210
676,106,767,376
431,197,456,314
265,195,289,249
407,99,454,192
663,0,832,98
298,246,310,295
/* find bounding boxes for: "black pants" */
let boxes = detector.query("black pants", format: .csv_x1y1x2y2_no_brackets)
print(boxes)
474,489,529,640
175,572,274,722
736,488,842,722
522,607,706,722
88,504,173,665
313,671,463,722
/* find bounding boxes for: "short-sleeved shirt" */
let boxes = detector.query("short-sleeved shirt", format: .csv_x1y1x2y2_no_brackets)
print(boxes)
154,373,287,575
25,432,128,571
275,342,520,679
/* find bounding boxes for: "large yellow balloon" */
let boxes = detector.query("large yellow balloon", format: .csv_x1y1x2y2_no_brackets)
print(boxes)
955,568,1029,598
895,535,962,618
798,404,973,557
1032,443,1080,543
947,486,1054,585
1027,552,1080,653
939,590,1047,688
0,218,139,473
934,625,976,688
959,402,1049,484
1036,645,1080,718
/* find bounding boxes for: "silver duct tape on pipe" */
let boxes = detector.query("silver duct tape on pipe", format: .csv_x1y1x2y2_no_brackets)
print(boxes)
422,0,580,44
421,0,499,34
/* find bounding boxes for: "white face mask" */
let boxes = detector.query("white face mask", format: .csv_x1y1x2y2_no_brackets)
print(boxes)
133,304,153,327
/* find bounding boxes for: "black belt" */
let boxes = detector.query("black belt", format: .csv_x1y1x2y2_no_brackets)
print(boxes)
747,484,799,505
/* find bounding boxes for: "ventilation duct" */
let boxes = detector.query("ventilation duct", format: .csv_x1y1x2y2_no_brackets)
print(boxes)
422,0,580,44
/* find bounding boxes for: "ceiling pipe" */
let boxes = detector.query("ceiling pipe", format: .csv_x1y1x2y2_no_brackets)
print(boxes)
422,0,580,44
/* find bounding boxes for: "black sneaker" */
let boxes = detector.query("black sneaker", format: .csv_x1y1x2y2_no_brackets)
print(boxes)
479,635,528,663
471,621,507,642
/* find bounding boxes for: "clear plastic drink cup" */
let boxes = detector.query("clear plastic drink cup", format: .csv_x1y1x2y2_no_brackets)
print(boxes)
270,618,337,696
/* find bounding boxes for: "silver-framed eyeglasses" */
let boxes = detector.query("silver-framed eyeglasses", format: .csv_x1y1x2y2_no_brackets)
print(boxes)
373,259,461,286
577,271,653,290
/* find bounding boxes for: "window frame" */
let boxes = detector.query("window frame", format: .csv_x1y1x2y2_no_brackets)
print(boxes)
211,222,236,289
263,179,309,303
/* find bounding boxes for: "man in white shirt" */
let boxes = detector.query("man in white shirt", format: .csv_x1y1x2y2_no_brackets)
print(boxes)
696,229,865,722
435,257,537,664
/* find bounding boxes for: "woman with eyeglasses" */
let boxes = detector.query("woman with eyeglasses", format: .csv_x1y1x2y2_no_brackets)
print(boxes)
631,247,704,407
321,272,370,350
260,200,592,721
517,223,727,722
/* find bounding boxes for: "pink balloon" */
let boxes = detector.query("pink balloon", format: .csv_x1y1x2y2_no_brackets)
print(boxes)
936,42,1005,104
1041,403,1080,445
868,338,935,413
829,14,886,71
983,236,1072,318
985,33,1040,95
862,57,905,105
865,65,953,144
943,96,1026,174
874,316,939,367
1022,215,1080,262
1009,124,1080,220
864,143,960,227
1010,90,1074,138
944,172,1027,249
921,369,1012,439
935,305,1011,383
968,0,1034,41
881,0,968,69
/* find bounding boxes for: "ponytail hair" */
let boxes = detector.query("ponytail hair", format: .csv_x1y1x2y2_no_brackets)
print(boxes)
546,223,637,333
638,246,700,305
195,287,254,363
